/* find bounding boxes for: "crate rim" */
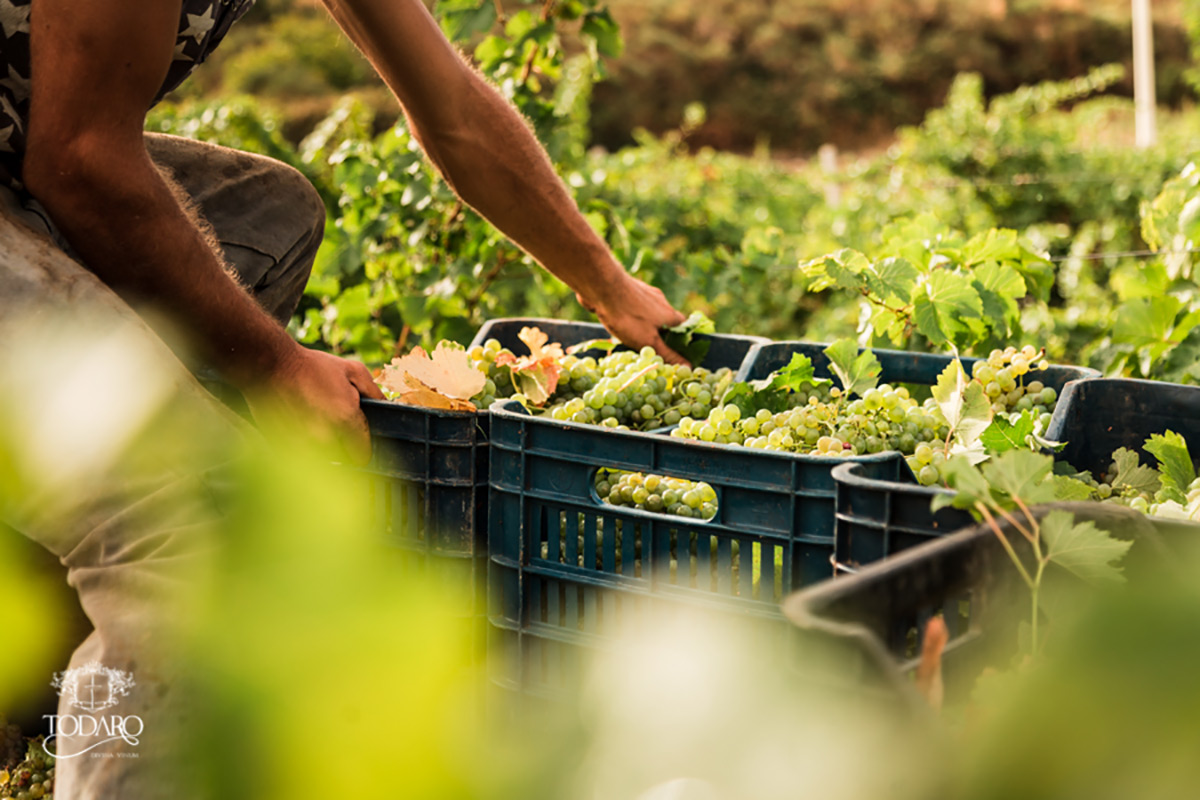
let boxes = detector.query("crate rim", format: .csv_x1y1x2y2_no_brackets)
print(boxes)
490,398,903,467
736,339,1103,383
470,316,770,352
832,459,951,501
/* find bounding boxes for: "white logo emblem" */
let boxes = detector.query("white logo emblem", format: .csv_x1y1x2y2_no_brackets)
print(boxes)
52,661,136,713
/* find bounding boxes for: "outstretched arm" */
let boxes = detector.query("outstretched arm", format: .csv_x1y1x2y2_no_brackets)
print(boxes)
320,0,687,362
26,0,383,461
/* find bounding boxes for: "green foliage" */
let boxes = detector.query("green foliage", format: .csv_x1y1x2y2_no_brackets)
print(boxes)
591,0,1197,154
823,339,880,398
662,311,715,364
147,5,1200,382
221,14,376,97
935,449,1133,655
800,218,1050,353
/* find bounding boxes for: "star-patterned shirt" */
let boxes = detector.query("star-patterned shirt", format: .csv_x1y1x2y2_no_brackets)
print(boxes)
0,0,255,190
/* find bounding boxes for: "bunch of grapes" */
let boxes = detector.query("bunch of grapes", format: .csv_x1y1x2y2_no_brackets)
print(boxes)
466,338,512,409
1,718,22,772
543,348,733,431
971,345,1058,428
0,732,54,800
673,383,947,460
595,470,718,520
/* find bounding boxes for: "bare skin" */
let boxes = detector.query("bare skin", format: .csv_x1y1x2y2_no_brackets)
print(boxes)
319,0,687,361
25,0,685,461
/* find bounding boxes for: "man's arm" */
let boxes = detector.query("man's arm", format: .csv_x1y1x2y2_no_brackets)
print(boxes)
26,0,382,461
319,0,687,362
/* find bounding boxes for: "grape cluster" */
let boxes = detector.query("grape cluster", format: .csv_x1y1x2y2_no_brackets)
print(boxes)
1,718,22,772
596,470,718,520
0,729,54,800
672,383,946,459
544,348,733,431
971,345,1058,428
466,339,511,409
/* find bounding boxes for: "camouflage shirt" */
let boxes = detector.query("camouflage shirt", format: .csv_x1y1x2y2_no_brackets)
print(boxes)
0,0,254,189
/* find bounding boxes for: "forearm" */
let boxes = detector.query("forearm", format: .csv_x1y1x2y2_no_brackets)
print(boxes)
24,142,300,389
419,84,628,304
321,0,626,304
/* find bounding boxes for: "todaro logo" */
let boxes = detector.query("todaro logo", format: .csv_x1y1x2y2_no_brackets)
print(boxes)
44,661,144,759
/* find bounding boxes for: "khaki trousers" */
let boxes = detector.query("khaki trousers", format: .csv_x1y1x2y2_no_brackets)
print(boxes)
0,134,325,799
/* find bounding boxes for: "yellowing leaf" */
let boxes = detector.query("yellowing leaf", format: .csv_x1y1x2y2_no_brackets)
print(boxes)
396,375,477,412
517,326,564,363
495,326,564,406
380,342,486,404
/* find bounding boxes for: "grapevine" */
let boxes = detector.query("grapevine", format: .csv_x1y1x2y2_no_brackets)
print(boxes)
0,718,54,800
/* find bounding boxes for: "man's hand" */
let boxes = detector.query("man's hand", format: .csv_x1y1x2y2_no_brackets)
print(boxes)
577,273,688,365
247,346,385,465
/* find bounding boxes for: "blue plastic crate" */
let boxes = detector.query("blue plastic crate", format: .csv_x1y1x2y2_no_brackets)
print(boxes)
1046,377,1200,476
826,354,1097,570
486,399,902,696
832,460,973,572
362,319,765,632
784,500,1187,705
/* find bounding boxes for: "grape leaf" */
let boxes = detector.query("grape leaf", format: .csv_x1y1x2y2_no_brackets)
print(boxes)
566,338,619,355
1144,430,1195,503
381,342,486,405
823,339,881,397
1113,296,1184,349
581,8,623,58
912,270,984,348
931,455,993,513
799,249,868,292
721,381,790,416
493,326,565,406
1051,475,1097,501
438,0,498,41
971,262,1026,337
768,353,831,394
1109,448,1161,497
663,311,715,365
932,360,993,450
979,449,1057,506
961,227,1023,266
865,257,919,303
1040,510,1131,585
980,411,1036,454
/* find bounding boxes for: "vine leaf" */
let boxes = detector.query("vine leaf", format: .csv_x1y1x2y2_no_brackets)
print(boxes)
799,249,869,292
823,339,881,397
912,270,984,348
581,9,624,58
932,360,992,457
1051,475,1097,501
980,410,1036,454
1109,448,1161,497
980,449,1056,506
494,326,564,406
971,262,1026,337
380,342,486,410
1040,510,1131,586
1144,430,1195,503
932,455,994,512
663,311,715,365
865,257,919,304
768,353,831,394
566,338,619,356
